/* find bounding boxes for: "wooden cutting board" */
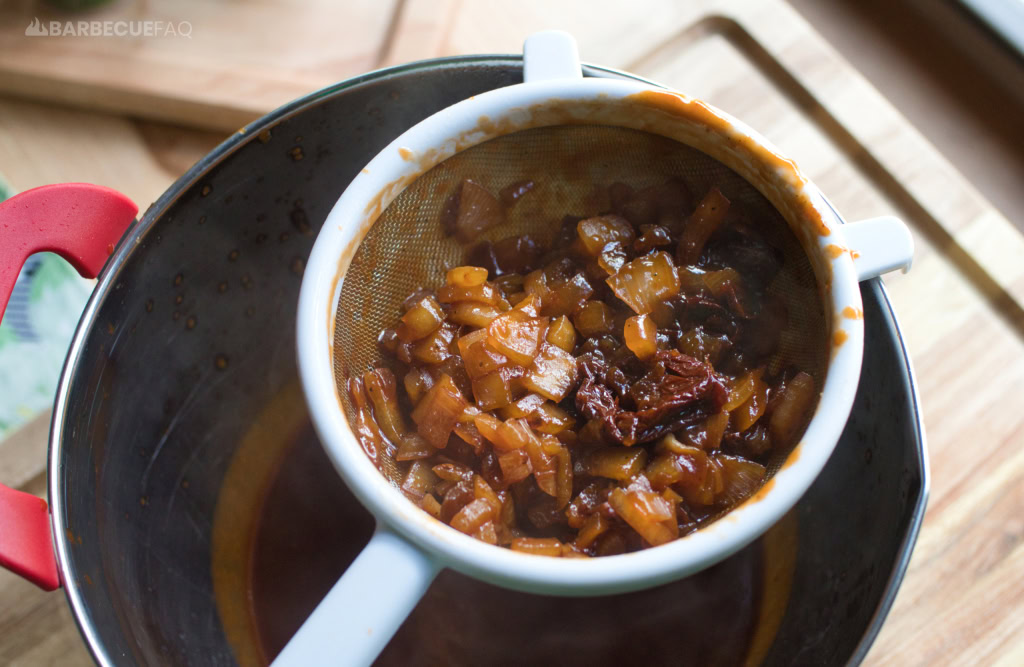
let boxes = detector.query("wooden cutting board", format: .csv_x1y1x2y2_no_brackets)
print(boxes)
0,1,1022,665
0,0,399,131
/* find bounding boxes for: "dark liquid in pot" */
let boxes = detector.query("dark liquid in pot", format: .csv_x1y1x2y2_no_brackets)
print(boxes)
245,426,782,665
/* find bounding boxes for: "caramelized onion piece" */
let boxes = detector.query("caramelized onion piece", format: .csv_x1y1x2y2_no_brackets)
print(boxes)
449,301,501,328
511,537,564,556
362,368,407,445
411,374,467,448
542,272,594,318
403,367,434,406
597,241,628,276
444,180,506,243
546,315,577,352
471,369,514,410
608,477,677,546
624,314,658,360
348,377,384,465
401,461,439,500
486,310,549,366
522,343,579,402
573,300,615,337
446,265,489,288
581,447,648,480
411,322,457,364
458,328,507,379
677,187,729,265
397,296,444,342
577,214,635,256
420,494,442,518
769,371,817,444
606,251,681,315
733,371,769,432
574,514,611,550
527,402,575,434
498,393,545,420
395,434,433,462
715,455,766,507
437,282,504,307
451,497,498,535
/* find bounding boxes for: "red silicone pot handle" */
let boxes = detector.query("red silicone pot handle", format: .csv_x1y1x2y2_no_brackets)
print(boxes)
0,183,137,591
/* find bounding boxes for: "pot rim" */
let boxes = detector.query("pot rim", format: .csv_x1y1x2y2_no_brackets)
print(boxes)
45,55,929,666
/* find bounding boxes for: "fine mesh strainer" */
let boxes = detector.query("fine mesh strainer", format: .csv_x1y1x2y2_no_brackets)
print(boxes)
285,32,914,666
335,124,828,485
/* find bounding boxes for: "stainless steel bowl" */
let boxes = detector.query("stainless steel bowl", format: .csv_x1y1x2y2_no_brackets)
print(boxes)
47,57,927,665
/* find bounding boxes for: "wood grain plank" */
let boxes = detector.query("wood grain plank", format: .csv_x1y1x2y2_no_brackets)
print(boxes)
0,475,93,666
0,411,50,491
714,0,1024,311
0,0,399,131
0,96,219,208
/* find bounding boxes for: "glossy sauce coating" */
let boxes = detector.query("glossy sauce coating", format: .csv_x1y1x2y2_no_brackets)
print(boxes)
356,177,820,556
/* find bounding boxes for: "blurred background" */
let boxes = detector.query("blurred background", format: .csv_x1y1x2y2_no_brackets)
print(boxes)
0,0,1021,665
0,0,1020,227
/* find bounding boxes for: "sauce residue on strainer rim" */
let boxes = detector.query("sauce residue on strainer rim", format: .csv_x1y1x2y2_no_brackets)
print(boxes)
626,91,831,239
328,88,850,394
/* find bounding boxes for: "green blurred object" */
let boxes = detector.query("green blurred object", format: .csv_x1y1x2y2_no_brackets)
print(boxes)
43,0,115,10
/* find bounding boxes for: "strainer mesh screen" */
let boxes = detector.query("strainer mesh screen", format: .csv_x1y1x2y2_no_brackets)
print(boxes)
334,126,827,484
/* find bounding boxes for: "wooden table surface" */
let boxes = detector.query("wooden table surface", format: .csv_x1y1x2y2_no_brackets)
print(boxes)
0,1,1021,665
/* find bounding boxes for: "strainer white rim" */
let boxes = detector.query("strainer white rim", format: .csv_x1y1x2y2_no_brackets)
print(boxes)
286,32,910,667
299,77,866,592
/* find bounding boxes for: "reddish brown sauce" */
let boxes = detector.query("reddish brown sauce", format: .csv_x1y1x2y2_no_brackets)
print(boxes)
825,244,845,259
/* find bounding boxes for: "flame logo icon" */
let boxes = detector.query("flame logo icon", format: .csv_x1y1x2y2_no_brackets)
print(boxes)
25,17,48,37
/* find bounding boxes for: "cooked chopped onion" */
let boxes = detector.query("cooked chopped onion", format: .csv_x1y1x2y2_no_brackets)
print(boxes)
522,343,578,402
486,309,549,366
581,447,648,480
446,180,506,243
511,537,564,556
546,315,577,352
606,251,681,315
411,374,467,448
446,265,489,287
577,214,635,256
364,175,824,557
769,371,816,444
623,314,657,360
397,296,445,342
573,300,615,337
677,187,729,265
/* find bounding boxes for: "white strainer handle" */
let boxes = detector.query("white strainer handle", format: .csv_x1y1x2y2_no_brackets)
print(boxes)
524,30,582,83
272,526,441,667
844,216,914,281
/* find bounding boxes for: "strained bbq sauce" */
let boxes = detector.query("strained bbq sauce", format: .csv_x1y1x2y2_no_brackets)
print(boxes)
353,179,819,556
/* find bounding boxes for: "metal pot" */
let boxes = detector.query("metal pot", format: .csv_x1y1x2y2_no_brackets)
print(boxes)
0,57,927,665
